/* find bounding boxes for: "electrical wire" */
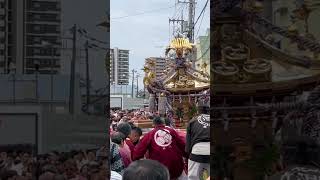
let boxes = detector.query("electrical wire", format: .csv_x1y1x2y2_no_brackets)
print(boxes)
170,4,184,39
181,3,187,20
77,27,109,45
195,3,206,37
192,0,209,30
196,46,209,61
111,5,175,20
169,1,188,40
196,35,210,61
74,26,109,52
172,1,179,20
175,3,186,20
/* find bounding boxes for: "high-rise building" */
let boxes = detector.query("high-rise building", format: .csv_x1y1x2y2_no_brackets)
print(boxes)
196,28,210,74
0,0,61,74
110,47,129,85
145,57,167,79
272,0,320,59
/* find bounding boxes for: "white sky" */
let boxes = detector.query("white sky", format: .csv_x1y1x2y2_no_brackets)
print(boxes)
111,0,210,88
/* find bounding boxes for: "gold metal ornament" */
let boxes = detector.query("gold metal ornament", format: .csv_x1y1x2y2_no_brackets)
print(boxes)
165,37,194,57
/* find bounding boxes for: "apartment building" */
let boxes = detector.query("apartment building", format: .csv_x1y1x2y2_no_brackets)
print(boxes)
145,57,167,79
110,47,129,85
0,0,61,74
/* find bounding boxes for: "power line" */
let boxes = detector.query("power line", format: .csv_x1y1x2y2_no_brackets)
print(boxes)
77,27,108,45
111,5,175,20
181,3,188,20
196,35,210,61
175,3,186,20
87,42,108,51
193,0,209,30
73,26,109,51
172,2,180,20
196,46,209,61
195,3,206,37
170,1,188,40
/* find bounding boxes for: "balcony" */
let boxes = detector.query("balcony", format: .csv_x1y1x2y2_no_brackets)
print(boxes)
27,21,60,26
27,32,60,36
28,4,61,13
118,65,129,67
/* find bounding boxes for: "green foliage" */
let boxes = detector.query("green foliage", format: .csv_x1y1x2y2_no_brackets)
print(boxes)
188,103,198,119
176,107,184,120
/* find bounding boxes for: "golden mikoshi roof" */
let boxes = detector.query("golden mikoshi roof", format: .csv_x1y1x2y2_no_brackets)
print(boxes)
168,38,193,50
143,37,209,93
162,38,209,92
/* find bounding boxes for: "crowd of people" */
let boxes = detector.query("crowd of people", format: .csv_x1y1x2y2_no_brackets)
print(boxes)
0,101,209,180
0,147,113,180
110,99,210,180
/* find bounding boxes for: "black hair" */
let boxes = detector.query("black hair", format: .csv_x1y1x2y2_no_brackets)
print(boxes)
0,170,18,180
132,127,143,136
153,116,164,125
164,118,171,126
111,132,125,145
53,174,66,180
123,159,170,180
128,122,136,129
116,122,132,138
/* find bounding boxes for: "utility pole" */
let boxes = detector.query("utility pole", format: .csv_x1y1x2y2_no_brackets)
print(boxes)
136,73,140,97
50,45,54,112
169,19,185,36
171,0,196,40
188,0,196,43
35,61,39,104
131,69,136,98
69,24,77,114
170,1,197,67
85,40,90,113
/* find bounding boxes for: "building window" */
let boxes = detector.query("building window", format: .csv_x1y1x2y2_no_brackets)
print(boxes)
34,25,40,31
8,0,11,9
8,47,12,56
34,14,41,20
33,3,40,8
33,49,40,54
8,12,12,21
34,37,40,44
8,35,12,44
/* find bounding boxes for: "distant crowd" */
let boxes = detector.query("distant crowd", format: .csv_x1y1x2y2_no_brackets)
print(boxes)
0,104,210,180
0,148,110,180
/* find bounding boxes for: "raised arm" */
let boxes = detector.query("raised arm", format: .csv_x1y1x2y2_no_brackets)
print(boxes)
132,133,151,160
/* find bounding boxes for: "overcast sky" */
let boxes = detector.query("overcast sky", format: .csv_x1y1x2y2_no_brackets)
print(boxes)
62,0,107,90
111,0,210,88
